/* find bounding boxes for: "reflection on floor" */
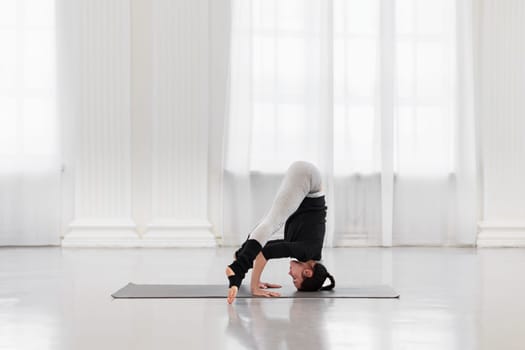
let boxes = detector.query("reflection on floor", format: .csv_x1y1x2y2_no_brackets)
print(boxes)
1,247,524,350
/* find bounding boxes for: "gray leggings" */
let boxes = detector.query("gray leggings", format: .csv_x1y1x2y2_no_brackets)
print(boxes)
248,161,323,246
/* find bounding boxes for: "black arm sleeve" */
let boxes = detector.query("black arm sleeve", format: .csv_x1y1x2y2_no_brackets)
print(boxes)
261,240,310,261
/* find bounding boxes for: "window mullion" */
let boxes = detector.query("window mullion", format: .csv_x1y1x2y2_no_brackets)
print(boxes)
15,1,24,156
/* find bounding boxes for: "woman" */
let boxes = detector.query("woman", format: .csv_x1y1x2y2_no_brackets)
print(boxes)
226,161,336,304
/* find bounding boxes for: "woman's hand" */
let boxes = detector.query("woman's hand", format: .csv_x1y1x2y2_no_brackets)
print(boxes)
248,252,280,298
227,283,280,304
258,282,282,289
251,287,281,298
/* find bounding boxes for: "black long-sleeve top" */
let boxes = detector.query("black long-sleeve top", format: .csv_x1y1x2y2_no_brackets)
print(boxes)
261,196,327,262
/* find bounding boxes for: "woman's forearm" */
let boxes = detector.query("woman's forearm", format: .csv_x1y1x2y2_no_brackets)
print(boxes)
250,252,267,291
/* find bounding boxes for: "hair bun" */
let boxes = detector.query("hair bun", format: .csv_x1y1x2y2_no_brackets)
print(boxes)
320,274,336,291
299,263,336,292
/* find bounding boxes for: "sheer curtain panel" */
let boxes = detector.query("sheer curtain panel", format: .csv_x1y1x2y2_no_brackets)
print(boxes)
0,0,60,245
222,0,478,246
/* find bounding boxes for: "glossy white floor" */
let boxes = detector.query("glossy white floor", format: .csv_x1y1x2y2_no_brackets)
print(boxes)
1,247,524,350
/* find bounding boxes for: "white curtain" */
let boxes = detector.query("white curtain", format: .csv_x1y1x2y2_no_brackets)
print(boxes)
0,0,60,245
223,0,477,246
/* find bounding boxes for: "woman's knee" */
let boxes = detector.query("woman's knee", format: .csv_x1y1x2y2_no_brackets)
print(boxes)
288,161,314,175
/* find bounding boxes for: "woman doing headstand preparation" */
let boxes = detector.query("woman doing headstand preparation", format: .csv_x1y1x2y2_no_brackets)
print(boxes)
225,161,336,303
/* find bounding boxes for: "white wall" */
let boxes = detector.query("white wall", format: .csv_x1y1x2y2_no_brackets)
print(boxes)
476,0,525,247
60,0,217,247
58,0,525,247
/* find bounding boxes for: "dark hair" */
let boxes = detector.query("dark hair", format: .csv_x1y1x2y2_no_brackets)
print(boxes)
298,262,335,291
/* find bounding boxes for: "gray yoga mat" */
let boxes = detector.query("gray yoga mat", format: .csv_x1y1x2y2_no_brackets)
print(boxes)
111,283,399,299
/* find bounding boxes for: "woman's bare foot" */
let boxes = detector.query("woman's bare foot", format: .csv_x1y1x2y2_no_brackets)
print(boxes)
225,266,238,304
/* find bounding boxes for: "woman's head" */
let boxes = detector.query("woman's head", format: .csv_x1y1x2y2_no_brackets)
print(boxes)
288,260,335,291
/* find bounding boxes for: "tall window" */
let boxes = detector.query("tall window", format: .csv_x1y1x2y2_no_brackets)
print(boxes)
233,0,457,176
333,0,380,175
394,0,455,175
0,0,58,246
0,0,57,168
248,0,323,172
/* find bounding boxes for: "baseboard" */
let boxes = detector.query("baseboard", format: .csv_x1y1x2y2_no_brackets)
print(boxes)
62,220,217,247
142,221,217,247
334,232,370,247
62,219,140,247
477,221,525,247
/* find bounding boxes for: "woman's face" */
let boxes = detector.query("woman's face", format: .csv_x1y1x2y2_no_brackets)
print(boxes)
288,260,314,289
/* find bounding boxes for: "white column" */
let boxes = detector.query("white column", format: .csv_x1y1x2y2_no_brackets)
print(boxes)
61,0,138,247
477,0,525,247
379,0,395,247
143,0,216,247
